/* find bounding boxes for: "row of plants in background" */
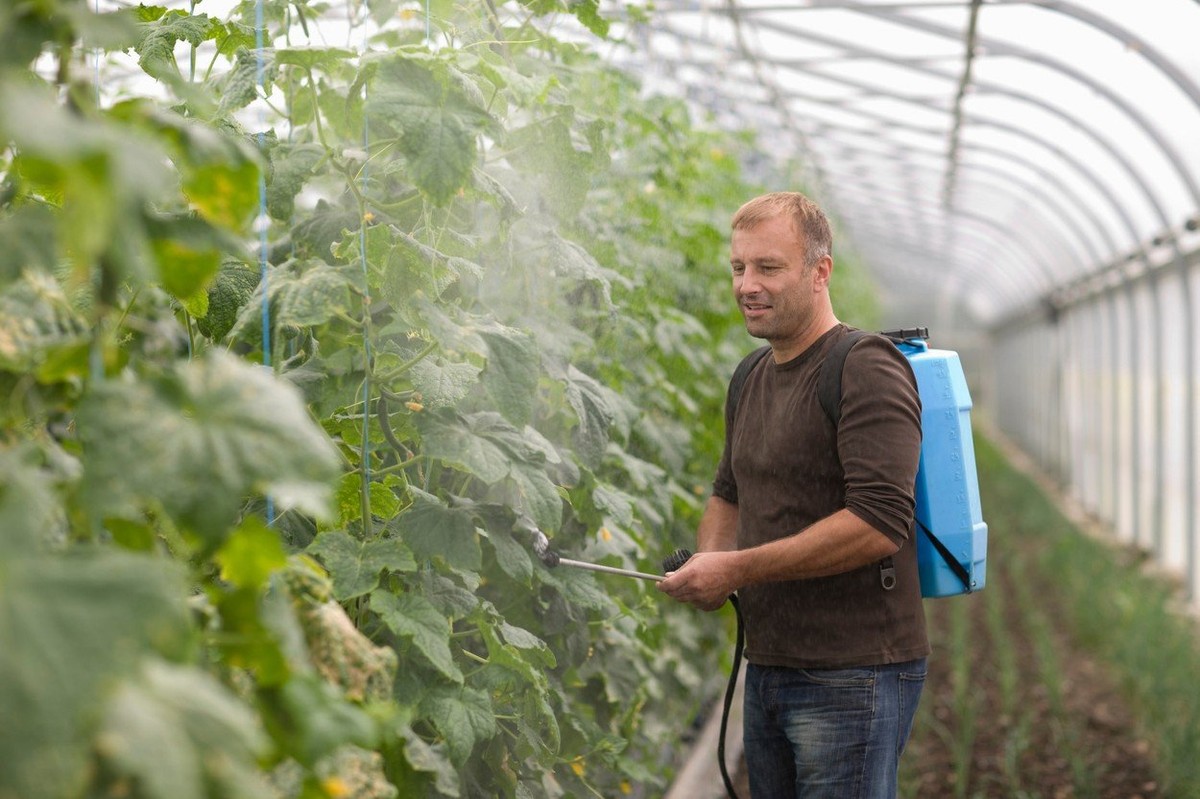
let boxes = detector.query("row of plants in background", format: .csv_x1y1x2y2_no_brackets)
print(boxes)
995,443,1200,795
904,436,1200,797
0,1,880,797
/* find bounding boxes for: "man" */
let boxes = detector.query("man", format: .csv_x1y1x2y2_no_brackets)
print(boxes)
658,192,929,798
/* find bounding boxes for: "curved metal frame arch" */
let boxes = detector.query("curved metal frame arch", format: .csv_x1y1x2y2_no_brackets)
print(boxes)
819,160,1082,283
821,138,1102,267
815,126,1111,265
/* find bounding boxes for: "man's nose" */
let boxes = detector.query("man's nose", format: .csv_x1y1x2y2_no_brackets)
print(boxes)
736,267,762,295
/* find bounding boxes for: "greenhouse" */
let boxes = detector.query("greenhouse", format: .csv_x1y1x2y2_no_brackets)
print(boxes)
3,0,1200,796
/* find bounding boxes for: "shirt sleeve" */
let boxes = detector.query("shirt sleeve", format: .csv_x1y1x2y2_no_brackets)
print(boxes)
713,458,738,504
712,367,740,504
837,336,922,545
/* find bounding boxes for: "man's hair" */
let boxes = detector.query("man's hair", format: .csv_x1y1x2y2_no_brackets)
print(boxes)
731,192,832,266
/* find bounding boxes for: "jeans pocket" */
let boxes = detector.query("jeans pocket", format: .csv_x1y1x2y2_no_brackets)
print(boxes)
797,666,876,687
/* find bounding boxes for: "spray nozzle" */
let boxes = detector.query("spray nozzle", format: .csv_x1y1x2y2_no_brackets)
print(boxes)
661,548,694,573
531,529,560,567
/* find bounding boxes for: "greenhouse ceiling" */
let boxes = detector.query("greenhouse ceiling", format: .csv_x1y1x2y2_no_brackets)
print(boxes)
591,0,1200,327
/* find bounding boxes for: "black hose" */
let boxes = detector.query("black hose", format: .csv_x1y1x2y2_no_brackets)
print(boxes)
720,594,744,799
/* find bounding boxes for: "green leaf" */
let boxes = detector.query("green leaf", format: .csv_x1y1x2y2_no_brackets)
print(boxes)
0,204,59,283
419,685,496,765
333,472,404,528
145,213,228,300
231,261,355,339
371,590,463,684
391,488,481,571
480,326,539,427
267,142,325,220
482,527,534,585
265,674,377,767
498,621,555,668
399,724,460,797
94,659,270,799
135,10,213,81
506,116,594,219
0,445,62,556
308,530,416,601
367,57,494,205
475,619,559,752
520,0,610,37
216,47,277,114
195,260,261,340
0,269,89,374
375,229,482,306
182,155,260,230
275,47,356,72
499,460,562,535
0,550,191,799
77,352,341,543
216,517,287,589
418,571,480,621
562,365,616,467
408,356,481,410
592,483,636,529
418,410,511,485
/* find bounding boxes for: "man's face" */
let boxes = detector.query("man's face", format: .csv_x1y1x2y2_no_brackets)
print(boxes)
730,214,823,344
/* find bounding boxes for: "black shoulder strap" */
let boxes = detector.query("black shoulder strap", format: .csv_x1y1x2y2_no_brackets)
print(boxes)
725,345,771,430
816,330,870,426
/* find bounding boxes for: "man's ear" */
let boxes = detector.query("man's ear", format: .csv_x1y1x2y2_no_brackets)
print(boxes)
813,255,833,291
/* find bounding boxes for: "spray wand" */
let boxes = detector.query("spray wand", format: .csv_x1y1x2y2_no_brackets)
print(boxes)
530,528,669,581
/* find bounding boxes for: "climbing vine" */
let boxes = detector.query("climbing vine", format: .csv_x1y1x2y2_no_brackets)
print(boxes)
0,2,876,797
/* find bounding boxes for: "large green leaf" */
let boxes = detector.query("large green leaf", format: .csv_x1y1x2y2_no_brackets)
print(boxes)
419,685,497,766
480,326,539,427
371,590,463,684
418,410,512,485
134,10,214,81
498,460,563,535
94,659,270,799
562,365,616,467
264,673,378,767
367,56,495,205
0,269,89,374
0,550,192,799
391,488,481,571
231,261,356,340
0,205,59,283
216,47,277,114
195,259,261,340
145,212,230,300
399,723,460,797
308,530,416,601
0,446,60,556
408,356,482,410
266,141,326,220
77,352,341,543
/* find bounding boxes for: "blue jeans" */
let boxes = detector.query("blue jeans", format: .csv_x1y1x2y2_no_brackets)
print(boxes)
742,659,927,798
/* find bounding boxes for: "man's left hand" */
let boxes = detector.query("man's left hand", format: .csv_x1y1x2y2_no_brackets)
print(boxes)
657,551,741,611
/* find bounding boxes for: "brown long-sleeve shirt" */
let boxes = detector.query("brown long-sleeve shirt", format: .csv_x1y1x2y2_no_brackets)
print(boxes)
713,325,930,668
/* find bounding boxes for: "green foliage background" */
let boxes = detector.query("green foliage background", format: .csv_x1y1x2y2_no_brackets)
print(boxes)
0,2,878,797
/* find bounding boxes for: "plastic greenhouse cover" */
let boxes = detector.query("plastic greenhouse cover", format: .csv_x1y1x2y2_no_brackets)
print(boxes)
592,0,1200,328
88,0,1200,328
